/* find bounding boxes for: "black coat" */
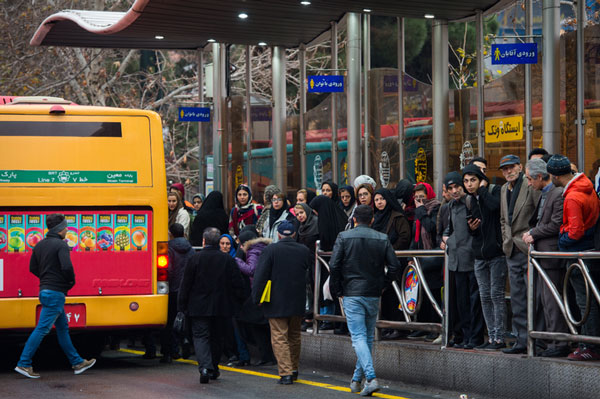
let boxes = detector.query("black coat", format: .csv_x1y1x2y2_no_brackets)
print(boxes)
178,246,245,317
251,237,311,318
190,191,229,246
29,232,75,294
466,184,504,260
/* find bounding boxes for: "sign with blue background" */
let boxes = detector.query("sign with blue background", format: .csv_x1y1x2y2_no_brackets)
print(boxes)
178,107,210,122
491,43,537,65
307,75,344,93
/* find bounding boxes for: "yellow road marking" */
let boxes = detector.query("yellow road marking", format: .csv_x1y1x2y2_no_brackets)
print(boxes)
118,348,410,399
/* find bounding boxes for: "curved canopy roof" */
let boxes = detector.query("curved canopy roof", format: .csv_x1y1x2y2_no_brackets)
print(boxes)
31,0,512,50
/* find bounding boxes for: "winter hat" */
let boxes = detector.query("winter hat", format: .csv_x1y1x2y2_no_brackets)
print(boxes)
238,230,258,245
462,164,488,182
171,183,185,198
264,185,280,204
353,175,377,190
444,171,463,188
546,154,572,176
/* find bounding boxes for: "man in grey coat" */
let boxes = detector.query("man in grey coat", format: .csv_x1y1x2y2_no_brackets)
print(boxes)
442,171,484,349
499,155,541,354
522,158,570,357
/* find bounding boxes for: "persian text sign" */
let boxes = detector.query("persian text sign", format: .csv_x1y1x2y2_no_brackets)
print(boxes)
307,75,344,93
491,43,537,65
485,116,524,143
0,170,137,184
178,107,210,122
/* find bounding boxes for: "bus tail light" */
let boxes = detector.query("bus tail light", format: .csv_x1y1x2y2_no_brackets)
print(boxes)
156,241,169,294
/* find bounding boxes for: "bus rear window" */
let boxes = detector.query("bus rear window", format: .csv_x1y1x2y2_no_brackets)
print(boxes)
0,121,122,137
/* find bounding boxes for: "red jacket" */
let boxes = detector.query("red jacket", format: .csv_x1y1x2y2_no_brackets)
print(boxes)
560,173,599,244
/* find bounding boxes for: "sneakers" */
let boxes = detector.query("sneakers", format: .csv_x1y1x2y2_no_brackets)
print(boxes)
350,379,362,393
14,366,40,379
567,347,600,361
73,358,96,375
360,378,380,396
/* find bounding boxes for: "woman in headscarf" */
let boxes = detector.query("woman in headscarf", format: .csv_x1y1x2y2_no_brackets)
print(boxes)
320,181,339,203
219,234,238,257
338,185,356,218
372,188,411,340
372,188,411,250
189,191,229,246
346,182,375,230
168,190,190,238
256,185,279,236
394,179,416,224
229,184,263,239
261,190,296,243
191,194,204,220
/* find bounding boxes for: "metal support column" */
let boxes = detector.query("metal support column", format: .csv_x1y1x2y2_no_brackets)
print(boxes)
197,48,205,193
212,43,222,193
363,14,371,175
299,45,307,188
245,45,253,191
577,0,586,169
219,43,228,201
525,0,533,156
476,10,485,157
331,21,339,184
542,0,561,153
347,13,362,183
397,17,405,179
432,19,449,196
272,46,287,192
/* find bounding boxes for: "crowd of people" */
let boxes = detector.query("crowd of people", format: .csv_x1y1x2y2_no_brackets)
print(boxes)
162,147,600,392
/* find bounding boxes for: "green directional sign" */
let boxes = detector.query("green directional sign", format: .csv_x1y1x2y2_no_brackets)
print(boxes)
0,170,138,184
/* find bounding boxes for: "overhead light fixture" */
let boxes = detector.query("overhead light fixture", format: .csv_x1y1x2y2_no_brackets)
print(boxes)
424,14,435,19
363,8,372,13
301,1,311,5
238,12,248,19
207,38,216,43
258,42,267,46
155,35,164,40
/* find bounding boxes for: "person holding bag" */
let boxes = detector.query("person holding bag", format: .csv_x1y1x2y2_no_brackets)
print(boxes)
251,221,311,385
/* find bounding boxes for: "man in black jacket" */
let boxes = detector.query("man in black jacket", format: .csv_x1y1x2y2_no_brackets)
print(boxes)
462,164,507,350
178,227,245,384
15,214,95,379
329,205,400,396
252,221,311,385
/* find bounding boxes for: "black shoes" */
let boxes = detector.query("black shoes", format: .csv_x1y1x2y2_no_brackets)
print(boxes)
540,346,571,357
320,322,335,330
209,369,220,380
278,375,293,385
199,368,210,384
159,355,172,363
254,359,276,366
292,370,298,381
234,360,250,367
502,344,527,354
407,330,428,340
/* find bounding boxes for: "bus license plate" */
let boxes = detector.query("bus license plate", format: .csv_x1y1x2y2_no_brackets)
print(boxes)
35,304,86,328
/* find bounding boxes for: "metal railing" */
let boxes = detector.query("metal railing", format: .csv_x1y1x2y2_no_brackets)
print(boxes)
527,247,600,356
313,241,448,345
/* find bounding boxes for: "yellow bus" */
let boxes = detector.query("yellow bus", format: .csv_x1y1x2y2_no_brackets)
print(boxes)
0,96,169,355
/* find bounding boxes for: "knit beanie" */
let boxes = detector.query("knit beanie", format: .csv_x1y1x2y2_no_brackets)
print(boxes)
238,230,258,245
264,185,279,204
546,154,572,176
462,164,489,182
353,175,376,190
444,171,463,188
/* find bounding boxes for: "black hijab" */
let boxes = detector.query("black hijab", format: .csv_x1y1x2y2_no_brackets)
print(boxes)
296,202,319,239
321,181,340,203
190,191,229,246
338,185,356,212
309,195,347,251
372,188,403,244
268,194,288,229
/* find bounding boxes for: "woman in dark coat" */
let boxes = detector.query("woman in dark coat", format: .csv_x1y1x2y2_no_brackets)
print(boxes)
321,181,339,203
294,202,320,328
338,185,356,218
190,191,229,246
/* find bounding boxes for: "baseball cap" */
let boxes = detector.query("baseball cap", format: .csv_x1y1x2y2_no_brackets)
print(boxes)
277,221,296,236
499,154,521,169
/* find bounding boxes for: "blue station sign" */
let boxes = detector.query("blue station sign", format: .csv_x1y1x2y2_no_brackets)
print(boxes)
307,75,344,93
491,43,538,65
178,107,210,122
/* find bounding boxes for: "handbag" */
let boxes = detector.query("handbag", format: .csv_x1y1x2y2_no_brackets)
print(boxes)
260,280,272,303
173,311,187,335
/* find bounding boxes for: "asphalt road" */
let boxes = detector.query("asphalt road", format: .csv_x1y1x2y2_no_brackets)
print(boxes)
0,346,476,399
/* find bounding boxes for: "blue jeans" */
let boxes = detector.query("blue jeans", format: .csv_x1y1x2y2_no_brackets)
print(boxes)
18,290,83,367
474,256,507,342
343,296,379,381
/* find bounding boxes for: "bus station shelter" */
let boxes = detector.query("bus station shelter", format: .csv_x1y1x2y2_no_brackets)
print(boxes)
30,0,580,199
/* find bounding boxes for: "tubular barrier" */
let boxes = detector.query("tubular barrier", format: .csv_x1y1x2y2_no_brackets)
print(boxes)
313,241,449,346
527,247,600,357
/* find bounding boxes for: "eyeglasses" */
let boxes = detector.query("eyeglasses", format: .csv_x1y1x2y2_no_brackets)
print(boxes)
358,192,370,198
